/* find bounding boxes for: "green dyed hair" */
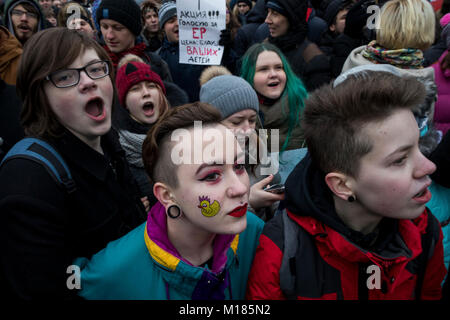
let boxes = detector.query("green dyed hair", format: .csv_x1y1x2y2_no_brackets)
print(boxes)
240,42,307,152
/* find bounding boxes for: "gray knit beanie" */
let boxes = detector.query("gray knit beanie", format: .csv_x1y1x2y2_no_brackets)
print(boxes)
200,75,259,119
159,0,177,28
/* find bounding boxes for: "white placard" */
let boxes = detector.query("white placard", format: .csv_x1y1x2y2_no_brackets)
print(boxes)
177,0,226,65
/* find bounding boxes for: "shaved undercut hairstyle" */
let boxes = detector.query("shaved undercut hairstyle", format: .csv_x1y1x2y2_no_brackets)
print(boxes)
142,102,222,188
302,71,426,178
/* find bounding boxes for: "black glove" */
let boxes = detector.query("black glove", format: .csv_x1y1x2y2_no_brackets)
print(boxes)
219,29,232,49
344,0,375,39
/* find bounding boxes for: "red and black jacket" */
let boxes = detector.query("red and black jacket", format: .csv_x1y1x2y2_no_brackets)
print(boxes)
246,154,447,300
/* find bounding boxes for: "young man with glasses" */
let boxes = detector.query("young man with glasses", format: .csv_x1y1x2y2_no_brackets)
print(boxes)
3,0,45,45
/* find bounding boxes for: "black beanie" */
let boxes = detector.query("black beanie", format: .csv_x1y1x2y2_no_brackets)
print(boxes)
96,0,142,36
323,0,344,26
237,0,253,8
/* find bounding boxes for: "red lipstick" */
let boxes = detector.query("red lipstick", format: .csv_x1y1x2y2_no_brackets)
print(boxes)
228,203,248,218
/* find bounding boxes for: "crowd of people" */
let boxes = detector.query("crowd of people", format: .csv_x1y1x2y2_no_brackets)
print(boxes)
0,0,449,301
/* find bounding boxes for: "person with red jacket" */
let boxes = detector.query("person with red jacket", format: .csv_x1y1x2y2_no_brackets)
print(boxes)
246,70,447,300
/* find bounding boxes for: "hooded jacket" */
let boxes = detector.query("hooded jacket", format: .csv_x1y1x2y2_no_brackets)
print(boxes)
3,0,46,41
246,154,446,300
76,202,264,299
234,0,268,57
265,0,331,91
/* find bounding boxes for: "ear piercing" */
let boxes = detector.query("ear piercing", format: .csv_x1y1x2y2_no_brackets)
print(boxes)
167,204,182,219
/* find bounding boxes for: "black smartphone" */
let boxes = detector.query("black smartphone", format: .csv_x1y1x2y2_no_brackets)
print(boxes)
263,183,285,194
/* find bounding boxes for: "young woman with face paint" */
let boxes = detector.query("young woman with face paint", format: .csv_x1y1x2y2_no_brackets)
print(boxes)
74,102,265,300
0,28,147,299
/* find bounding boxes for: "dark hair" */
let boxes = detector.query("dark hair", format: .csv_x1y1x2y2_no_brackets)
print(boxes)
142,102,222,188
302,71,426,177
17,27,114,138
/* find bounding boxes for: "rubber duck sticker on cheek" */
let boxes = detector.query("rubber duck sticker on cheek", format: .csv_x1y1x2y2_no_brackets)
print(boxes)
197,195,221,217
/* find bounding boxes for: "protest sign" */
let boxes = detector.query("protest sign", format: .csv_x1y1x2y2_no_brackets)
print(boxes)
177,0,226,65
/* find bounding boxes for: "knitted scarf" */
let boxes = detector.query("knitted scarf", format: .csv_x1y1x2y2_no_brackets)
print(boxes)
118,129,146,168
103,42,147,70
362,41,424,69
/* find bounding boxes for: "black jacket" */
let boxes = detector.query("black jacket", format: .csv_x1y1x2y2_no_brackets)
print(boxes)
266,0,332,91
158,38,207,102
233,0,267,57
0,129,147,299
0,79,24,161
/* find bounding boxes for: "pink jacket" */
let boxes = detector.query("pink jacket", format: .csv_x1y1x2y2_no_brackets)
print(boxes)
432,50,450,135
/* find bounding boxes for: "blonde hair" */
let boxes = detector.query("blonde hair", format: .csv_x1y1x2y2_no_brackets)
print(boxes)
377,0,436,51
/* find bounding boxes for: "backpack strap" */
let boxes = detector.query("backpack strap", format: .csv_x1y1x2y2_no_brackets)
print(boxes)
279,209,301,300
0,137,76,193
415,209,440,300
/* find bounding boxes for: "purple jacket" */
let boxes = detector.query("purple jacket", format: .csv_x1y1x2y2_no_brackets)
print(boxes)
432,50,450,135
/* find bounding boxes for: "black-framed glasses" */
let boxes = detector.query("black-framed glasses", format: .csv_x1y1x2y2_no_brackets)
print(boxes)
45,61,110,88
11,9,38,19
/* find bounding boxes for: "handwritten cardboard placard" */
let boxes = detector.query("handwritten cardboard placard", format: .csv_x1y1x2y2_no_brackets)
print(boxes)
177,0,226,65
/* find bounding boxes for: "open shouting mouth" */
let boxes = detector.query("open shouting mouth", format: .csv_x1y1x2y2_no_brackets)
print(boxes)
85,97,106,121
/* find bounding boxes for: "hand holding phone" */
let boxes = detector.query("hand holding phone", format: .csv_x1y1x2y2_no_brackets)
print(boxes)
263,183,285,194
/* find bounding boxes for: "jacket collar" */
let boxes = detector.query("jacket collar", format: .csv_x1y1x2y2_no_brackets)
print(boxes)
50,128,124,182
287,209,425,267
284,153,423,261
144,202,239,275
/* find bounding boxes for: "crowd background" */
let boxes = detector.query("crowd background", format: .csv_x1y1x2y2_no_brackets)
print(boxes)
0,0,449,300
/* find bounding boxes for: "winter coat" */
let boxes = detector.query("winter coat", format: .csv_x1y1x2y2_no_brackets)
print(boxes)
0,25,22,85
424,37,447,67
427,181,450,273
233,0,267,57
0,129,147,299
0,79,24,162
430,130,450,188
158,38,207,102
319,31,354,78
75,202,264,300
432,50,450,135
269,35,331,92
112,106,157,207
265,0,332,91
141,30,163,53
258,95,305,152
246,153,447,300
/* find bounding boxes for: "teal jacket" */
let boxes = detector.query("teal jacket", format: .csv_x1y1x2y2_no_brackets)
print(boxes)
428,181,450,273
75,202,264,300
